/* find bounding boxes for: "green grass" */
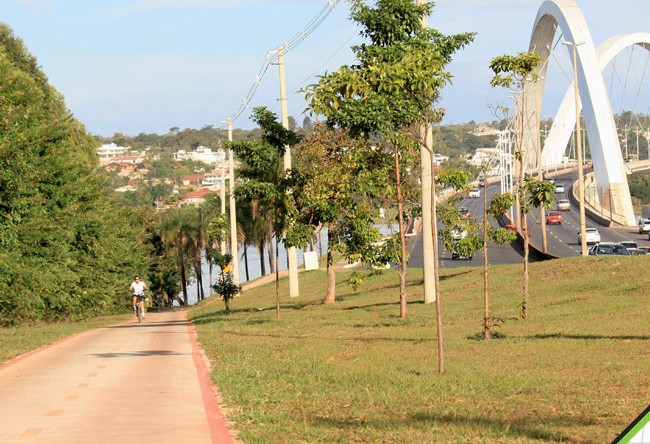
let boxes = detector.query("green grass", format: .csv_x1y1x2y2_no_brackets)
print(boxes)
0,314,130,365
190,257,650,443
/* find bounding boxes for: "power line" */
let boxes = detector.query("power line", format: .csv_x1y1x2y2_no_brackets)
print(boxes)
223,0,342,128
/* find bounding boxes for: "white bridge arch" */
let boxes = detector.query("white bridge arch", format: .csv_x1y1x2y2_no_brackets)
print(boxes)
522,0,636,226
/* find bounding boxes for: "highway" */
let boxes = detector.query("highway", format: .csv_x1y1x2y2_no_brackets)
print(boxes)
408,172,650,269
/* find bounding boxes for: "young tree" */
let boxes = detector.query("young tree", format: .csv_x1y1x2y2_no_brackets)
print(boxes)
483,193,517,338
228,107,302,319
489,51,543,319
211,253,241,312
307,0,474,321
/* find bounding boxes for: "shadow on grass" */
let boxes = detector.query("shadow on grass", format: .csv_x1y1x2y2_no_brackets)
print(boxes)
311,411,589,442
524,332,650,341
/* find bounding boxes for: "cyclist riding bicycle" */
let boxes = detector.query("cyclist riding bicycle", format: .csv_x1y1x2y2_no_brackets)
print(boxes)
129,275,147,319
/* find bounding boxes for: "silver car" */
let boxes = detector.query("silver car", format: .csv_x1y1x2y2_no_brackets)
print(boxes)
557,199,571,211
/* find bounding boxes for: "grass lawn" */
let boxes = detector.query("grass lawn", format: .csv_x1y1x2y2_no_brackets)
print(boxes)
190,256,650,443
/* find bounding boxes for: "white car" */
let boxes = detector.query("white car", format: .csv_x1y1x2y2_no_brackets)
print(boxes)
468,188,480,198
451,228,468,241
557,199,571,211
555,184,565,193
578,228,601,245
638,219,650,234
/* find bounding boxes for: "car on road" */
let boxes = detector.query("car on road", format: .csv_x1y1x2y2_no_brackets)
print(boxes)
468,188,480,198
546,211,562,224
451,228,468,241
639,218,650,234
555,184,565,193
578,227,601,245
478,177,485,187
546,178,555,185
619,241,647,255
459,207,470,218
588,242,631,256
557,199,571,211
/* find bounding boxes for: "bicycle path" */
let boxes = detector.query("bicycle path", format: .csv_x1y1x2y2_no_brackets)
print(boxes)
0,310,240,444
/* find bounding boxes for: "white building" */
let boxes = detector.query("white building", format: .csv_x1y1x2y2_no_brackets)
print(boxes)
433,153,449,166
97,143,128,162
173,146,225,165
469,148,501,176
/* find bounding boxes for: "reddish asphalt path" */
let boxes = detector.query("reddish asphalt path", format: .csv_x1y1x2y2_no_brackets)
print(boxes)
0,310,238,444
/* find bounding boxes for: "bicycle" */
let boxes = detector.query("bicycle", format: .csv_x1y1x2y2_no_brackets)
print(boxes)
134,293,146,322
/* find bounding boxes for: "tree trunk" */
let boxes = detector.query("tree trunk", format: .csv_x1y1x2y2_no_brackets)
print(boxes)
325,225,336,304
257,241,266,277
522,209,529,319
267,228,275,274
275,236,280,319
430,146,444,375
177,233,188,306
394,145,408,319
243,243,250,282
483,184,491,340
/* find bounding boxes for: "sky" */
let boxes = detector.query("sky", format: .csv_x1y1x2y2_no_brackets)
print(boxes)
3,0,650,137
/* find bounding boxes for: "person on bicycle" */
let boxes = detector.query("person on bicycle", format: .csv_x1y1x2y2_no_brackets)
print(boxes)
129,275,147,318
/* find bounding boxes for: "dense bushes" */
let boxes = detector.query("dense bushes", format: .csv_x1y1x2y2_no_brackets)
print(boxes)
0,24,150,325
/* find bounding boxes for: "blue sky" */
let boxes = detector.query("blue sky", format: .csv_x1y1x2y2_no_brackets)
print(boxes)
3,0,650,136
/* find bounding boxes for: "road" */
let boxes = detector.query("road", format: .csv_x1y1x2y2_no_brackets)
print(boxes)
529,173,650,255
408,185,526,269
409,172,650,269
0,310,237,444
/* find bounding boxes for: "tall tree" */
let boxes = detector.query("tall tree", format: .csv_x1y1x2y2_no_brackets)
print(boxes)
0,24,150,323
307,0,474,323
292,124,390,303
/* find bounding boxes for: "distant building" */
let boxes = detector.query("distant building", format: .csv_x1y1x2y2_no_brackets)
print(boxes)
181,174,205,187
97,143,144,166
201,170,228,187
182,188,219,207
469,148,501,176
470,125,501,137
433,153,449,166
173,146,225,165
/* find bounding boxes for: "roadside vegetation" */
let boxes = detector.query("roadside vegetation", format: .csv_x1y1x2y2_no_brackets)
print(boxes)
189,257,650,443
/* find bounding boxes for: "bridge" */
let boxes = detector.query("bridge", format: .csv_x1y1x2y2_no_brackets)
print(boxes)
513,0,650,227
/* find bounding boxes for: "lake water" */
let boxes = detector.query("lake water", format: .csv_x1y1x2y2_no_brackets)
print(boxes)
180,224,398,305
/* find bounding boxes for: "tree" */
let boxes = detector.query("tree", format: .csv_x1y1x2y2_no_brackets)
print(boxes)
483,192,517,338
211,253,241,312
489,51,542,319
228,107,303,319
0,24,151,323
292,124,389,303
307,0,474,323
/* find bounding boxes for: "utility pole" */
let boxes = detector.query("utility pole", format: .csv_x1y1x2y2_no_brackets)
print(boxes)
416,0,436,304
228,118,240,282
220,143,227,255
277,45,300,298
564,40,587,256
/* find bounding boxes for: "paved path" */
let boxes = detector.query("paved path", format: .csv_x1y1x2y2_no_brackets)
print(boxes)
0,310,239,444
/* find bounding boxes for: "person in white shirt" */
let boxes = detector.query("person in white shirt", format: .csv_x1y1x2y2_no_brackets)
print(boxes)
129,275,147,318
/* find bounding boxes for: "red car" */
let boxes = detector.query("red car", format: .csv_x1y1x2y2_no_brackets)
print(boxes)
547,211,562,225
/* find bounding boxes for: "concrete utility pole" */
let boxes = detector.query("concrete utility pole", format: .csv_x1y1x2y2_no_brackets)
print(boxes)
228,118,240,283
277,45,300,298
220,144,227,255
416,0,436,305
564,41,588,257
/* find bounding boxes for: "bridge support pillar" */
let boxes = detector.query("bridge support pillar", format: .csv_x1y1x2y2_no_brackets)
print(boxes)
600,182,635,226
